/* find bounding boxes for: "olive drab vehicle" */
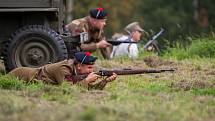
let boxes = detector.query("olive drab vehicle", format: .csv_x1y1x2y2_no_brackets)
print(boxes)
0,0,75,72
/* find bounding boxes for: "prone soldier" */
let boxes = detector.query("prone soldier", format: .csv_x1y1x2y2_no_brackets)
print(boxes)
9,52,117,90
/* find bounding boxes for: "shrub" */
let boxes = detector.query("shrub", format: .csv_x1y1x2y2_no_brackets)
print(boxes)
188,39,215,58
164,38,215,59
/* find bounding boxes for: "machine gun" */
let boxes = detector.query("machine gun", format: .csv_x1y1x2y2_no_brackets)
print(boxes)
72,68,174,83
61,30,137,58
106,40,137,46
144,28,164,53
62,30,137,46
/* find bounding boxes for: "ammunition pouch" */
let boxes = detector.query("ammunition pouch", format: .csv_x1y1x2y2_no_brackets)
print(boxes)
61,34,81,58
61,31,89,58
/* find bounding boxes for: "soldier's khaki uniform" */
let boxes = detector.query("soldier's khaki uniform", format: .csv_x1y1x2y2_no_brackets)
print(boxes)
66,17,111,59
9,59,110,90
9,60,73,85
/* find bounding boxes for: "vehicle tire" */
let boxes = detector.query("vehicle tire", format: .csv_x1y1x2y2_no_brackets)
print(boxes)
2,25,68,72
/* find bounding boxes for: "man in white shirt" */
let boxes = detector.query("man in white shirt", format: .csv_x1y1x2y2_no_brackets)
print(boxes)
110,22,146,59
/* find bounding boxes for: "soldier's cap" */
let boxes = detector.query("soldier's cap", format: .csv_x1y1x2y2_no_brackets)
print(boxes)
124,22,147,34
74,52,97,65
90,7,107,19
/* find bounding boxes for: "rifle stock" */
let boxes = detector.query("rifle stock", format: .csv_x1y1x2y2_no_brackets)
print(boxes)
72,68,174,83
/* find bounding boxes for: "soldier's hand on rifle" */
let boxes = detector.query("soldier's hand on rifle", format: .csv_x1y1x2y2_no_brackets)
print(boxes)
96,40,111,49
84,72,101,84
105,72,117,82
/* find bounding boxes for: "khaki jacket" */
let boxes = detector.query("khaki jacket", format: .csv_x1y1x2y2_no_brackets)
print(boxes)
66,17,111,59
9,60,73,85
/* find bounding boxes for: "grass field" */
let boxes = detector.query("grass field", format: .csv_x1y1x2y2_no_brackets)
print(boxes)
0,56,215,121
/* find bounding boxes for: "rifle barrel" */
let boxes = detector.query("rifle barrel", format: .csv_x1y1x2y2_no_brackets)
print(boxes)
99,68,174,76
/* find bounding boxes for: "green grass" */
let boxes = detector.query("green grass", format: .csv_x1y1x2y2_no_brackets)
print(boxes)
192,88,215,95
0,56,215,121
0,75,25,90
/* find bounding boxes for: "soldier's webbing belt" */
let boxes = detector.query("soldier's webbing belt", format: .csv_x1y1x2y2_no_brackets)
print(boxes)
36,68,43,80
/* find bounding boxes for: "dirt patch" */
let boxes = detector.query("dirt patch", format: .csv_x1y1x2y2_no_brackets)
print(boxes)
170,80,192,91
143,56,175,67
206,70,215,75
170,80,215,91
77,90,109,101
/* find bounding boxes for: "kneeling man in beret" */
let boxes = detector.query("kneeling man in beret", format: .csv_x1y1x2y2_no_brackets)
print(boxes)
66,7,111,59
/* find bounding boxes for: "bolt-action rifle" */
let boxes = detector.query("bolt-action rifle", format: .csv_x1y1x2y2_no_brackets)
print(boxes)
72,68,174,83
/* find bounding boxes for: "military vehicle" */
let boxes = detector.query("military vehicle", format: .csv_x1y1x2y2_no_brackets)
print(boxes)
0,0,69,71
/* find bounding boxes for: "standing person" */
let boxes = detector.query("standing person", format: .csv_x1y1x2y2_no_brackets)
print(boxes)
9,52,117,90
66,7,111,59
110,22,147,59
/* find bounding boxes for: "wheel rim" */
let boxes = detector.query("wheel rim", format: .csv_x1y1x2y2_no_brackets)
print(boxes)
14,36,57,67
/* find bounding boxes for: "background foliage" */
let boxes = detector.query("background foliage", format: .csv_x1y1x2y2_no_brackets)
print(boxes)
70,0,215,50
